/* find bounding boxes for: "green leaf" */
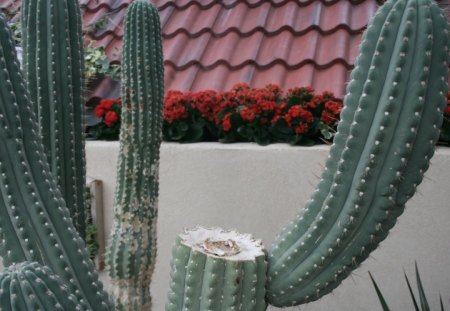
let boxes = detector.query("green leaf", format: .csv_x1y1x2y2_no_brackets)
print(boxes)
369,272,391,311
181,125,204,143
415,262,430,311
237,126,254,139
404,271,420,311
176,121,189,132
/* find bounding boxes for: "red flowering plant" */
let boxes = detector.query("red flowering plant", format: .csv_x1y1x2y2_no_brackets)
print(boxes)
163,83,343,145
163,90,221,142
90,98,122,140
438,91,450,145
270,87,342,145
215,83,287,145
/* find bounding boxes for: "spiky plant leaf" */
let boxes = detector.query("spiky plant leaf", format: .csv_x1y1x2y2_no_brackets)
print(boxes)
404,270,420,311
369,272,390,311
415,262,431,311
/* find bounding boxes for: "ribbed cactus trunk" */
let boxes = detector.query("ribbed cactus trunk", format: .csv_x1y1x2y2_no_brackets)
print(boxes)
21,0,87,240
0,262,85,311
166,227,267,311
105,1,164,310
267,0,449,306
0,13,112,311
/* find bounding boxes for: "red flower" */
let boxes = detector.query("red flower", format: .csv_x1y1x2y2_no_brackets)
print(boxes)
321,100,343,125
222,113,232,132
95,106,105,118
240,107,256,122
105,111,119,127
445,105,450,116
295,123,309,134
271,115,281,124
285,105,314,123
100,99,116,110
232,82,250,92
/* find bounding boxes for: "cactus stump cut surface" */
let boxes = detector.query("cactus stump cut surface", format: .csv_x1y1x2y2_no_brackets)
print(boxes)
166,227,267,311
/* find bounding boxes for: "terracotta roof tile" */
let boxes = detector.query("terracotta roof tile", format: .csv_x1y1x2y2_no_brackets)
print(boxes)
1,0,449,101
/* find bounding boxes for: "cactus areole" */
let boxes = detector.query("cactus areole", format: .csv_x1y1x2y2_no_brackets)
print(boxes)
166,227,267,311
105,0,164,310
267,0,449,307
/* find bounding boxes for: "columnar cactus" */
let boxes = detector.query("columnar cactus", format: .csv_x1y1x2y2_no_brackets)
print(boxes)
166,227,267,311
267,0,449,306
21,0,87,240
0,13,112,311
105,1,164,309
0,262,85,311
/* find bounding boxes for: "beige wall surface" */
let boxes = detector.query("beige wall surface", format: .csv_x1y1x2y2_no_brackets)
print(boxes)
86,142,449,310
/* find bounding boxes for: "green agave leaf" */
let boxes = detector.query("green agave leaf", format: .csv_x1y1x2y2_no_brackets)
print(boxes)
404,270,420,311
369,272,390,311
415,262,431,311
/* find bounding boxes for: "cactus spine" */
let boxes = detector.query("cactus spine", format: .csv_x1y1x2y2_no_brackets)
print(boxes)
21,0,87,240
105,1,164,309
0,13,112,311
166,227,267,311
267,0,449,306
0,262,85,311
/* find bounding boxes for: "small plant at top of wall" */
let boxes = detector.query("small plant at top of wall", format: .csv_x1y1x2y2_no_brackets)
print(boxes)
84,43,121,82
163,83,343,145
91,98,122,140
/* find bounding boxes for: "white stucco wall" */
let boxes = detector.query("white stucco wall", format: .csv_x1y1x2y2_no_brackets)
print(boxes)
86,141,450,311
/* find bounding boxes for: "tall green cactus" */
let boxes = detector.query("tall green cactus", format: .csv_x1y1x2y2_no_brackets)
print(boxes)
105,1,164,309
0,262,86,310
0,12,112,311
21,0,87,240
267,0,449,307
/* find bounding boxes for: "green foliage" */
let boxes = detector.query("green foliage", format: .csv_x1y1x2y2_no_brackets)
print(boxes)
85,44,121,81
84,187,99,259
369,264,446,311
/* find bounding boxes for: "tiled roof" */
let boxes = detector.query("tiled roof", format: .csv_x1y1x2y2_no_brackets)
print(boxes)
85,0,383,100
1,0,449,101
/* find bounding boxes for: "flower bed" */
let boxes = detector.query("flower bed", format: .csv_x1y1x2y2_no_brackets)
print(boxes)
88,84,450,146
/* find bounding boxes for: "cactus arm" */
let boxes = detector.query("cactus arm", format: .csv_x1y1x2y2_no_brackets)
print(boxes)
396,1,449,204
105,1,164,309
269,0,396,263
21,0,87,240
0,262,86,311
267,0,449,306
0,13,112,311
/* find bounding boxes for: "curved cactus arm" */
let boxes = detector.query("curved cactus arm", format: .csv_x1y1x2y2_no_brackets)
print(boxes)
105,0,164,309
269,0,396,264
21,0,87,240
267,0,449,307
0,13,112,311
0,262,87,311
165,227,267,311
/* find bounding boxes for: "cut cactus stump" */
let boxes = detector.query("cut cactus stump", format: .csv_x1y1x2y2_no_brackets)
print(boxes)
166,227,267,311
